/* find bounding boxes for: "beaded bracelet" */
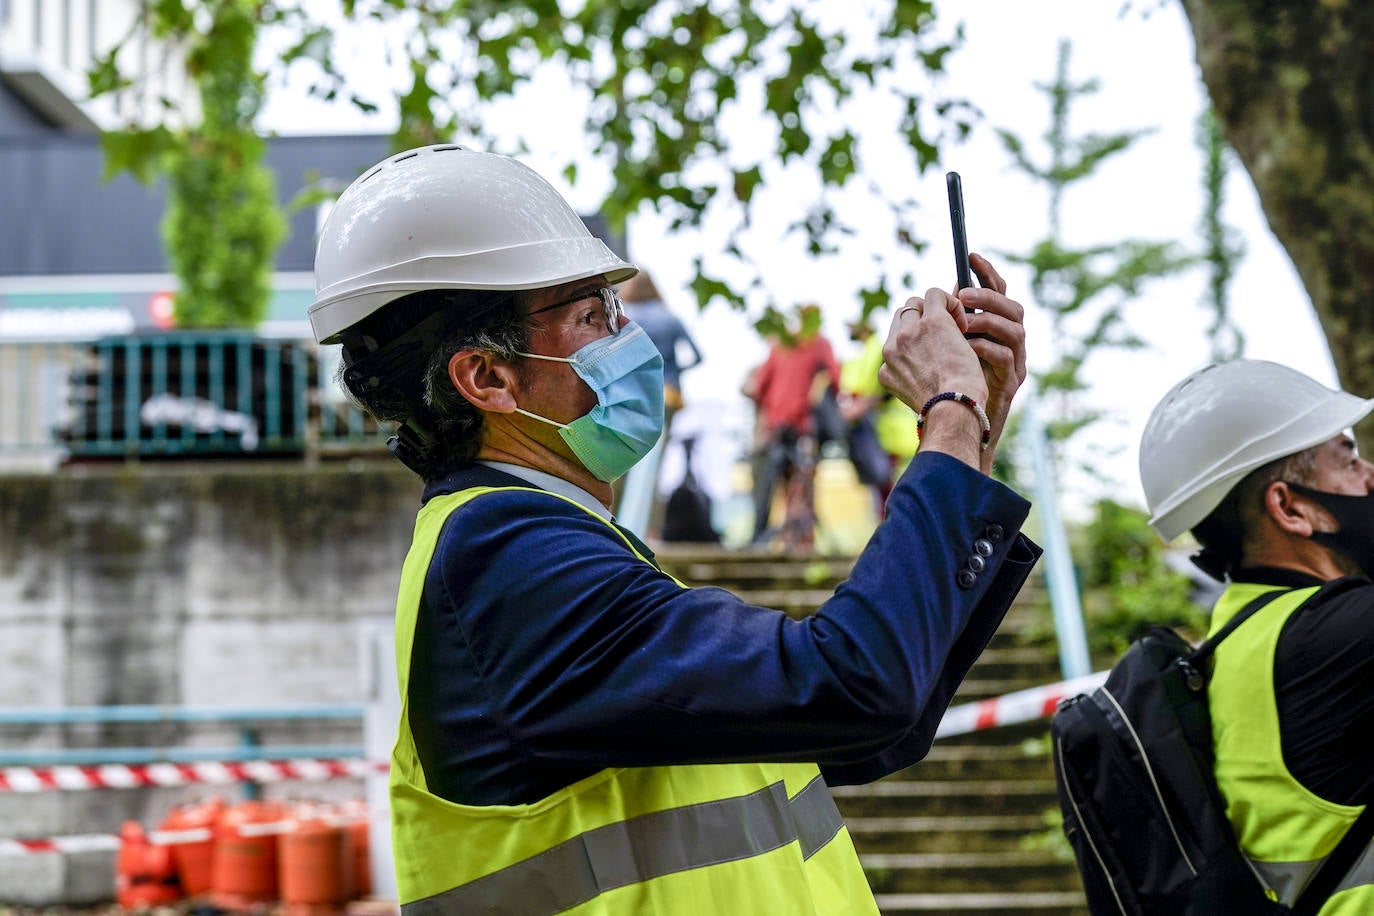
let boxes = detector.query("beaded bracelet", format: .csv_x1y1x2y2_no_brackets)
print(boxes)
916,391,991,450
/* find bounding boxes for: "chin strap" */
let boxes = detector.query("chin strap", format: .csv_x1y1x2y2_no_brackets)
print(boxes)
387,417,439,480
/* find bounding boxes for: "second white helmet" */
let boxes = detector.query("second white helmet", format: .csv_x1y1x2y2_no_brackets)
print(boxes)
1140,359,1374,542
310,145,637,345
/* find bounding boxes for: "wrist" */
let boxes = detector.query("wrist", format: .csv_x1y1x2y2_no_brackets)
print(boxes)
916,392,991,451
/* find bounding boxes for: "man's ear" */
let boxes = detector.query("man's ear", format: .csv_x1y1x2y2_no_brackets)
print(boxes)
1265,481,1318,537
448,350,520,413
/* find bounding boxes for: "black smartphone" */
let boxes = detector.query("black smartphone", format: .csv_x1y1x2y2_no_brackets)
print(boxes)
946,171,973,293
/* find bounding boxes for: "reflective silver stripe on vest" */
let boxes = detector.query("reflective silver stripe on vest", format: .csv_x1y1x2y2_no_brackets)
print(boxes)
403,775,845,916
1254,841,1374,906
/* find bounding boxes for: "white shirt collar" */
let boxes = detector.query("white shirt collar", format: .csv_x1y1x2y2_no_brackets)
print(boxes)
477,460,613,521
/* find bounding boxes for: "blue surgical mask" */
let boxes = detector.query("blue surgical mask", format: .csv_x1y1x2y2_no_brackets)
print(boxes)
514,323,665,482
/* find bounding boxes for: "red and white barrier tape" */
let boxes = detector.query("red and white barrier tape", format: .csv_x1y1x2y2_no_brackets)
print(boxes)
934,671,1108,739
3,675,1115,795
0,834,120,856
3,675,1117,855
0,757,388,794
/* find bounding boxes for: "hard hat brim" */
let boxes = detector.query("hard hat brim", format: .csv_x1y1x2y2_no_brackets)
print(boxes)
310,242,637,344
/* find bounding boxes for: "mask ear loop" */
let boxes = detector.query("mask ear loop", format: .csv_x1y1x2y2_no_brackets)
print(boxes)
518,351,575,365
513,407,569,430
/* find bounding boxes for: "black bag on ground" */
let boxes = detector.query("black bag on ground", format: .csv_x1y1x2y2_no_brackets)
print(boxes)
846,413,890,486
662,438,719,544
1051,583,1374,916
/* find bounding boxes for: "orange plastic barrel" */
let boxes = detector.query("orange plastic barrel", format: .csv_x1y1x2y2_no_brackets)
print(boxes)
343,801,371,900
159,795,225,896
279,804,349,914
116,819,182,908
211,799,287,910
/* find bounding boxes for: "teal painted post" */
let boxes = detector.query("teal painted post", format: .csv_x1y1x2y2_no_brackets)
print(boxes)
123,338,141,456
1022,388,1092,679
240,725,262,800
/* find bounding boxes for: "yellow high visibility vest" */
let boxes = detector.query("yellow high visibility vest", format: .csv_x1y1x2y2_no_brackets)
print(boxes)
390,486,879,915
1209,583,1374,914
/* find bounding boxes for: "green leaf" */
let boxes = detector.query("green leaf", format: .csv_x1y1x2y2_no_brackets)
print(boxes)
819,132,857,186
732,166,764,205
100,127,178,185
86,50,130,99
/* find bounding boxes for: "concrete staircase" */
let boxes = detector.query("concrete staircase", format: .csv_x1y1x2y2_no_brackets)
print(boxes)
655,545,1090,916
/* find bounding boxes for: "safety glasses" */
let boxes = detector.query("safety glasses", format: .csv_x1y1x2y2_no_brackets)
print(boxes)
526,286,624,337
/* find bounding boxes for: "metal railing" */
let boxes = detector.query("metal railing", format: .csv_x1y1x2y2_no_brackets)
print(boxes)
0,704,365,766
0,704,366,768
0,704,368,800
0,334,385,465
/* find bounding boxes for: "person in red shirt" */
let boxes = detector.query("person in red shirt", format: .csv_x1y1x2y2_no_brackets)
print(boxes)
746,304,843,546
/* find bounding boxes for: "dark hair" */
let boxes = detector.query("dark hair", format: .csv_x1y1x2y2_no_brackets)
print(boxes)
1190,447,1320,580
336,288,529,479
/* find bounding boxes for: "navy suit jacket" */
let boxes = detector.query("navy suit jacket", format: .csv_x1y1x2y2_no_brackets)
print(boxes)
408,450,1042,806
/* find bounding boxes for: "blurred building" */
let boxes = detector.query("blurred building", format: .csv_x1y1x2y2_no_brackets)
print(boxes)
0,2,625,466
0,0,393,340
0,0,626,340
1,0,194,132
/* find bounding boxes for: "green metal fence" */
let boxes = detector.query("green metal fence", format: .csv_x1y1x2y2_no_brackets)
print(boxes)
0,333,385,465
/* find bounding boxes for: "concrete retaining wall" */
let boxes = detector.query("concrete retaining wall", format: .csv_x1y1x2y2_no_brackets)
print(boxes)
0,460,422,904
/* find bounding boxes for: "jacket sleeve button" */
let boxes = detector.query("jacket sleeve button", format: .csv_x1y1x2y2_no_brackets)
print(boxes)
983,524,1004,543
966,554,987,574
957,568,978,590
973,538,994,557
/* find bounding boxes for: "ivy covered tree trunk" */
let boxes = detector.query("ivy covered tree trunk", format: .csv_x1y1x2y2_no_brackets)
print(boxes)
166,132,282,328
166,0,283,329
1181,0,1374,447
91,0,283,329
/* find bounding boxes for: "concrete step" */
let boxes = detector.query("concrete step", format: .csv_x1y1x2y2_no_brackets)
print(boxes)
845,814,1050,854
904,742,1054,782
833,779,1057,818
657,553,856,588
861,850,1081,894
874,891,1089,915
958,645,1065,681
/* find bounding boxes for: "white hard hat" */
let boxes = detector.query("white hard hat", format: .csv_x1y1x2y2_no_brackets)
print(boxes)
310,144,636,344
1140,359,1374,542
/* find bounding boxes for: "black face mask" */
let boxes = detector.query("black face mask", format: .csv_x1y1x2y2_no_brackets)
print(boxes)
1284,482,1374,577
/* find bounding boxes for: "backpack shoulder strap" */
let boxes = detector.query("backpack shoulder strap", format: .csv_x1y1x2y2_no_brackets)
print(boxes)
1191,577,1365,665
1293,803,1374,916
1186,588,1286,667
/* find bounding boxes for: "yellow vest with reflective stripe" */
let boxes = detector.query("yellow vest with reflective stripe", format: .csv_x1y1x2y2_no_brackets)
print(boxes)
1209,583,1374,913
390,486,879,914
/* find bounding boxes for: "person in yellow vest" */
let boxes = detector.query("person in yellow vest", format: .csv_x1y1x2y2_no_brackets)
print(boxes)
309,144,1042,914
840,318,921,515
1140,360,1374,913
